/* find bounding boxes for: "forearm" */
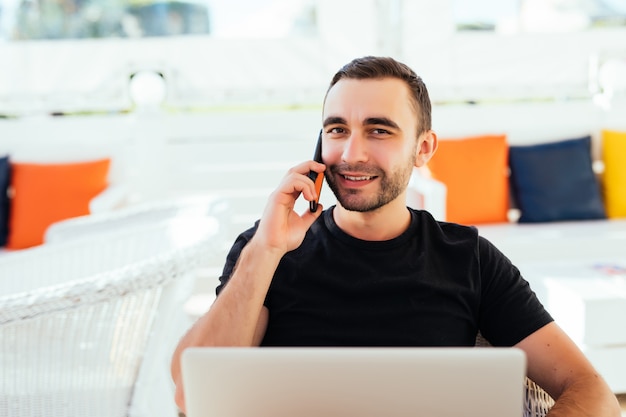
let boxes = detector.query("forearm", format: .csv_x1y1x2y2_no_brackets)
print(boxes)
518,323,622,417
546,373,620,417
170,239,282,379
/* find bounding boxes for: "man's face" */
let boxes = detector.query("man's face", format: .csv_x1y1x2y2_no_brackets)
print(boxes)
322,77,419,212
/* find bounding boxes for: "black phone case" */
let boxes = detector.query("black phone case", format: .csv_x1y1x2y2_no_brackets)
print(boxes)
308,130,323,212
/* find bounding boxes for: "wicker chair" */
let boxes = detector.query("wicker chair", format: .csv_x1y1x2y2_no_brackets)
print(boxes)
0,205,223,417
475,333,555,417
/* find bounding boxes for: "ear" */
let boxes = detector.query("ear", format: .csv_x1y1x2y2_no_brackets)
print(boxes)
414,130,438,167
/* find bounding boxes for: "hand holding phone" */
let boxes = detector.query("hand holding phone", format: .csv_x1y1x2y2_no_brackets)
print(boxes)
307,130,324,212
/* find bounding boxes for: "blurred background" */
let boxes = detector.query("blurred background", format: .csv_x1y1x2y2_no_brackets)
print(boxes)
1,0,625,116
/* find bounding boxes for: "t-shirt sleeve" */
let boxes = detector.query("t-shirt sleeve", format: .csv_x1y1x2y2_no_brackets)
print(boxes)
477,236,553,346
215,223,258,297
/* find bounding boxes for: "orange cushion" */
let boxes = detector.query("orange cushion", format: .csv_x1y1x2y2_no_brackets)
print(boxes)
6,158,110,249
427,134,509,225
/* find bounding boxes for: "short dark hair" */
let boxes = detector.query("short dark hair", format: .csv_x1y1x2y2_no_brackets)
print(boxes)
325,56,432,135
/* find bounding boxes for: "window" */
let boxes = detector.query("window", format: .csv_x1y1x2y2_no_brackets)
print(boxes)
209,0,316,38
0,0,316,40
453,0,518,31
453,0,626,33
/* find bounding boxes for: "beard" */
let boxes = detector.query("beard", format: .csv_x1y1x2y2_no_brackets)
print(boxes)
325,150,416,213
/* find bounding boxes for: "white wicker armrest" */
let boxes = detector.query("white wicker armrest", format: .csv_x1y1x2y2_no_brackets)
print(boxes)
0,240,209,325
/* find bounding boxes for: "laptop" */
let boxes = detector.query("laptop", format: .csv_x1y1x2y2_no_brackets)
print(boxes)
181,347,526,417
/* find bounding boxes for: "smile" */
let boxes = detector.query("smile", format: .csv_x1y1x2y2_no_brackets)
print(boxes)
342,175,377,181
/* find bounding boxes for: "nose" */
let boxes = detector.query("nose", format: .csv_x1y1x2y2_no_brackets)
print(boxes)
341,131,369,163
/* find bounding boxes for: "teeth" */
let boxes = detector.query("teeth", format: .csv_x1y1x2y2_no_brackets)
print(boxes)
344,175,373,181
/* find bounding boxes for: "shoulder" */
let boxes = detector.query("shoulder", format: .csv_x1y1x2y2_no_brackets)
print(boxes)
410,208,479,243
222,221,260,268
410,209,509,263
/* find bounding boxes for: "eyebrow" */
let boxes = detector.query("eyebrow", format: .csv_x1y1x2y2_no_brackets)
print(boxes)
322,116,400,130
364,117,400,130
323,116,346,127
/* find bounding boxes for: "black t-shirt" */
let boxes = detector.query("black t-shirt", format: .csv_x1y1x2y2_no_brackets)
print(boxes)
217,207,553,347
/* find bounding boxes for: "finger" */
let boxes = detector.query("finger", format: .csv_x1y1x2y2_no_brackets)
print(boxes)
268,162,326,212
308,160,326,175
274,171,319,202
300,203,324,226
298,173,322,203
288,160,326,177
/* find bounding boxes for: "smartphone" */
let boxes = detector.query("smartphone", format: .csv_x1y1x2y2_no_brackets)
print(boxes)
307,130,324,212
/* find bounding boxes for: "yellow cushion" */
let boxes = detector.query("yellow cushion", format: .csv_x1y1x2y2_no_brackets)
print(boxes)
602,130,626,218
427,134,509,225
6,158,110,249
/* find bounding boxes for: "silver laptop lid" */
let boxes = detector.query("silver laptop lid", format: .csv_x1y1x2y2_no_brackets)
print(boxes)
182,347,526,417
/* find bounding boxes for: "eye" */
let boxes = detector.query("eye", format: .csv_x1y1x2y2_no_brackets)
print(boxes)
327,127,346,134
372,128,391,135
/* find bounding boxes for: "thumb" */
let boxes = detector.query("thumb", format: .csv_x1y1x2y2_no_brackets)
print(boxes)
301,204,324,228
174,383,186,415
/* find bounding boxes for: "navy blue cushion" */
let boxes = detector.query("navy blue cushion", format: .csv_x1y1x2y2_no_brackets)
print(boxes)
509,136,606,223
0,156,10,246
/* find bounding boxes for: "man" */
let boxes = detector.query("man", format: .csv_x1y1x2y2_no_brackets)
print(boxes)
171,56,620,416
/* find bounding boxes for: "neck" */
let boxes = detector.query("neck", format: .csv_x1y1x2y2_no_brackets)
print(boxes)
333,196,412,241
